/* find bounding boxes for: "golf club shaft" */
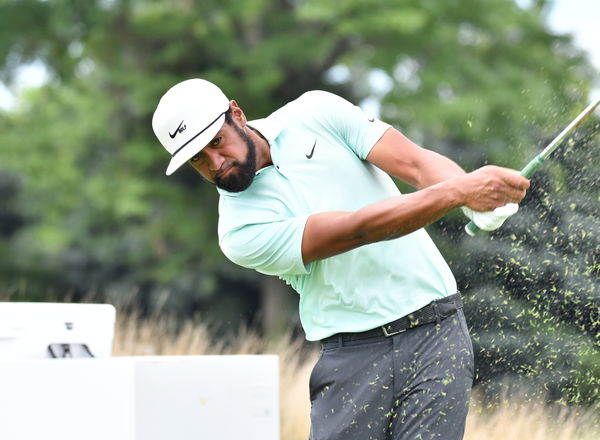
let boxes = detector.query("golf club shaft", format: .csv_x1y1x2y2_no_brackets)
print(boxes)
465,99,600,236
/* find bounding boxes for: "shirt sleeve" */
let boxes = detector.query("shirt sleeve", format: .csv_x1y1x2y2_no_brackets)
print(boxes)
219,214,312,277
300,91,391,159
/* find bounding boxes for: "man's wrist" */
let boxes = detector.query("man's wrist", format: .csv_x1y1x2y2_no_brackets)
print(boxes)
436,177,468,210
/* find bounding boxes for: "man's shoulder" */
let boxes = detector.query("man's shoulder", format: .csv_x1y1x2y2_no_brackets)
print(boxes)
249,93,344,146
296,90,341,102
273,90,351,116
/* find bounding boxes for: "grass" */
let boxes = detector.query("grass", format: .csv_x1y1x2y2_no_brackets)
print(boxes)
113,312,600,440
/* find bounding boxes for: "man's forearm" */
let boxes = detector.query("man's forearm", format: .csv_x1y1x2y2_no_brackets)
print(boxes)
366,128,466,190
301,165,529,264
413,149,466,189
302,179,463,264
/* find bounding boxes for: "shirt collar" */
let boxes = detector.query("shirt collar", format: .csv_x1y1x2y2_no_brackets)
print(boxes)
247,117,283,146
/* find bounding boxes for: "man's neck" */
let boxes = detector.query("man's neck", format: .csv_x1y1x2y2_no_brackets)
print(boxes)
249,127,273,169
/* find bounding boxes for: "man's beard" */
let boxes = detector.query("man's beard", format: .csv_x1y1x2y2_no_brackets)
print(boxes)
214,123,257,193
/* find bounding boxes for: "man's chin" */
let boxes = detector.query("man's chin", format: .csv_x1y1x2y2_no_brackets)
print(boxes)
215,173,255,193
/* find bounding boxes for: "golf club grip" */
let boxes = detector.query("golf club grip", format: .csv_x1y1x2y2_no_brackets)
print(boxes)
465,155,545,235
464,220,480,236
519,155,544,178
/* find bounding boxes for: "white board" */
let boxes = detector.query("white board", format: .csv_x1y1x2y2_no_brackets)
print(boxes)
0,355,279,440
0,302,116,359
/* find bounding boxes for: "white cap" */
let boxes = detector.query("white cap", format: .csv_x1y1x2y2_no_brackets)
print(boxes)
152,79,230,175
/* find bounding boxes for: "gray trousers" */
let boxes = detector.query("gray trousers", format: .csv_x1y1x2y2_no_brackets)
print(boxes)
309,309,474,440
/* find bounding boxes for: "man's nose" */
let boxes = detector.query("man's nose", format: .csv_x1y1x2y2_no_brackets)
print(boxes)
205,150,224,172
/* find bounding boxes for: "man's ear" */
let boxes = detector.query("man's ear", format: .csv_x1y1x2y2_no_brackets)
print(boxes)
229,100,247,126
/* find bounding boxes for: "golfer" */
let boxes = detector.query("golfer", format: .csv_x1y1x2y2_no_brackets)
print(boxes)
152,79,529,440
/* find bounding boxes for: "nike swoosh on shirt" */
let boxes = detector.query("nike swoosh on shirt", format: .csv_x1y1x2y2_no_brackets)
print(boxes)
306,140,317,159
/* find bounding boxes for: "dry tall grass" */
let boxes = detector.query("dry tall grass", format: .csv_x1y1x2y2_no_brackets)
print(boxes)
113,313,599,440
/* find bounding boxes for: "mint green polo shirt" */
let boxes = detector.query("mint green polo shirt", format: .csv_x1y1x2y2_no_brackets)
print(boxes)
217,91,457,341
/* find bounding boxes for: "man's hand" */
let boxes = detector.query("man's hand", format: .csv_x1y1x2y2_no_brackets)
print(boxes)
455,165,530,212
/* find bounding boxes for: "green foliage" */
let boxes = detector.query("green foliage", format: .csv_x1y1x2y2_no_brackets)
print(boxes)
0,0,598,404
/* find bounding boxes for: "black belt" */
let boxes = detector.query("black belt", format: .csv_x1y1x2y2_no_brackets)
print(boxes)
321,292,463,346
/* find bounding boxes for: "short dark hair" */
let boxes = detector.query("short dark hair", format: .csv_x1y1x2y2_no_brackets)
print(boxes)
224,107,233,125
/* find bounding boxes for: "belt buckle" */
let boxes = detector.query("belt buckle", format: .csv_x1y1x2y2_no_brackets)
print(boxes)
382,324,407,337
382,313,420,337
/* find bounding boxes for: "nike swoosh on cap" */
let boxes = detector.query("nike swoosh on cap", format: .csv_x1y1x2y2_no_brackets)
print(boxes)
169,120,186,139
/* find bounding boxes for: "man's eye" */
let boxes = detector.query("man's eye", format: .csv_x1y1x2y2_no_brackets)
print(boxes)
210,137,221,147
190,153,201,162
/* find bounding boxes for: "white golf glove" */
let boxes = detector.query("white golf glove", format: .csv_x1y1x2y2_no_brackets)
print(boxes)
461,203,519,236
